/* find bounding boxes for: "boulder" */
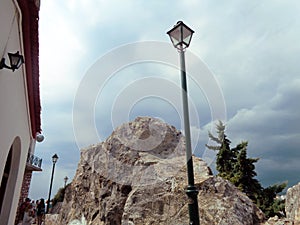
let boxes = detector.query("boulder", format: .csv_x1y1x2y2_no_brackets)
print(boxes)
286,182,300,222
58,117,265,225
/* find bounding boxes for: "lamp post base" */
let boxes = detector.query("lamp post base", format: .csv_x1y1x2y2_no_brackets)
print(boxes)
186,185,200,225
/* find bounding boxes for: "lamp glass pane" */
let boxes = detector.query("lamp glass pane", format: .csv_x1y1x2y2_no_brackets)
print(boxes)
168,25,182,47
8,52,24,70
181,26,193,46
182,26,192,39
52,154,59,163
15,58,23,68
170,36,180,47
10,56,19,66
183,35,193,47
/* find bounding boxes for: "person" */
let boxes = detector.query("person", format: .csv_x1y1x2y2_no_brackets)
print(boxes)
22,204,34,225
48,200,53,213
35,200,40,218
36,198,45,225
18,198,31,224
31,200,37,224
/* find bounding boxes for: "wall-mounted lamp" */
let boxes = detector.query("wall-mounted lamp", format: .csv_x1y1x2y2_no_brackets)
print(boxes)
36,133,45,142
0,51,24,72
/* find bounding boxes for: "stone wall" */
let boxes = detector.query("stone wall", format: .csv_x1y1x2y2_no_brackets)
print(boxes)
15,170,32,224
19,170,32,203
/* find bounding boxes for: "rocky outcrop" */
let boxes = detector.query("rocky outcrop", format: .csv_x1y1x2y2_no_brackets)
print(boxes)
286,182,300,222
58,117,265,225
264,182,300,225
45,214,59,225
261,182,300,225
198,177,265,225
263,215,300,225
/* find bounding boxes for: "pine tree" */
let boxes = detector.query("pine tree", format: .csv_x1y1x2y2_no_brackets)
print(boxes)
207,121,287,218
206,121,234,180
257,183,287,217
231,142,262,201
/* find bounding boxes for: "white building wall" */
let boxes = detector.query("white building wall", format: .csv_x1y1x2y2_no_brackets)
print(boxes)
0,0,35,224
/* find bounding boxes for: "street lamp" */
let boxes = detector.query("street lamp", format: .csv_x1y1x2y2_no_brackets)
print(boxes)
167,21,200,225
64,176,68,188
47,154,59,213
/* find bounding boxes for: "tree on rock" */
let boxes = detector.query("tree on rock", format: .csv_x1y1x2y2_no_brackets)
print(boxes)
231,142,262,201
257,183,287,218
206,120,286,218
206,121,234,180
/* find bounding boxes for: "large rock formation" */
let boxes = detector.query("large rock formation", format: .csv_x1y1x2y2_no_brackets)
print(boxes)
58,117,265,225
286,182,300,221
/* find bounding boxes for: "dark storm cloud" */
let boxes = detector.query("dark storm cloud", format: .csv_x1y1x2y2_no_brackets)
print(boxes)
226,79,300,188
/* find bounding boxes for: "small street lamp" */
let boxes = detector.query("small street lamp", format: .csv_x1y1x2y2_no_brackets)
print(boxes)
167,21,200,225
64,176,69,188
46,154,59,213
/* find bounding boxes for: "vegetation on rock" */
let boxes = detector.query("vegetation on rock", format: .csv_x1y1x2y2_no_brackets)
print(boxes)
52,184,69,207
206,120,286,218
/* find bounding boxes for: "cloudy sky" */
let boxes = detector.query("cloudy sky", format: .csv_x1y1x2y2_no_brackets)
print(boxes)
29,0,300,200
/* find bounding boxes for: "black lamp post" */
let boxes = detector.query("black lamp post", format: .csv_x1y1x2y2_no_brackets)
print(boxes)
47,154,58,213
167,21,200,225
64,176,68,188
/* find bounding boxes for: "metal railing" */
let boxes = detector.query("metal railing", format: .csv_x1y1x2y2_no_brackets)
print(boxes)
27,153,42,169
